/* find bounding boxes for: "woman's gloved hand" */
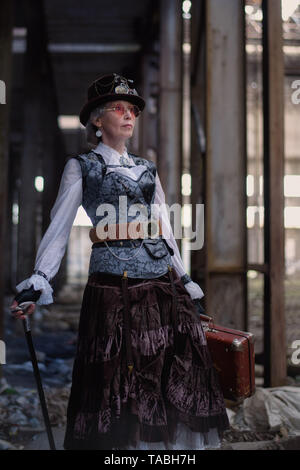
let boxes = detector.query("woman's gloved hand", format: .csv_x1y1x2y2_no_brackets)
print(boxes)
10,285,41,320
192,298,205,316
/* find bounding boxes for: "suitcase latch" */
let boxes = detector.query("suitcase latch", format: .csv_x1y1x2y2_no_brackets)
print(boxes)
230,338,245,352
202,323,218,333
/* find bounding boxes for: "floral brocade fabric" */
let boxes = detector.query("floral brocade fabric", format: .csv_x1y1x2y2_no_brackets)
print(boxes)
74,151,174,279
63,271,229,450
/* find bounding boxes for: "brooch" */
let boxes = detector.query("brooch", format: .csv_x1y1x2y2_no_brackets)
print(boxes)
119,155,131,166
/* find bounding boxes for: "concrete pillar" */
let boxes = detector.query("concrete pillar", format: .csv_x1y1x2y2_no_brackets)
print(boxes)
205,0,247,329
17,2,46,281
41,71,66,236
140,52,159,166
159,0,183,208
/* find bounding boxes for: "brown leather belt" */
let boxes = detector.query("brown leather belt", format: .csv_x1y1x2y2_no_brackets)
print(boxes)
89,220,162,243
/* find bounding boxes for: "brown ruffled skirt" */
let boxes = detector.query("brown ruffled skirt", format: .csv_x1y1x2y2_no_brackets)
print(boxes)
63,269,229,450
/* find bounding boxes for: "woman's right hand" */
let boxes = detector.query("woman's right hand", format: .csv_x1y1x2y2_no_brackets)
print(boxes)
10,285,41,320
10,300,36,320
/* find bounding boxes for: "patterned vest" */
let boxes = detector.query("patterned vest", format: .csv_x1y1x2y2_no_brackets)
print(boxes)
74,150,174,278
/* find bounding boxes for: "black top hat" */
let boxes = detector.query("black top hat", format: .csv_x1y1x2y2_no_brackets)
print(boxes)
79,73,146,126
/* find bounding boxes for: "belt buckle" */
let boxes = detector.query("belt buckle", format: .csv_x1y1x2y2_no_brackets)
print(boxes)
131,238,141,247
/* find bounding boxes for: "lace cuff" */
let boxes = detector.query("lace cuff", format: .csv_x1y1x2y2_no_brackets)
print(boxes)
183,280,204,300
16,274,54,305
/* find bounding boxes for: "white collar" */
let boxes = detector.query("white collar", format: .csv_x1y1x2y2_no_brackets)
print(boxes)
93,142,133,166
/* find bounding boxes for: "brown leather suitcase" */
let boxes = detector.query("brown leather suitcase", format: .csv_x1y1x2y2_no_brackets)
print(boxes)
200,314,256,401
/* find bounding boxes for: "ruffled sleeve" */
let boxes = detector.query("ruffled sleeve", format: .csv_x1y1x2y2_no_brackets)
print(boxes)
153,172,204,300
16,158,83,305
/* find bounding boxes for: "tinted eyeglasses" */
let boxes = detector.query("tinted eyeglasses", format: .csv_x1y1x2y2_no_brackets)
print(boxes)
103,103,141,118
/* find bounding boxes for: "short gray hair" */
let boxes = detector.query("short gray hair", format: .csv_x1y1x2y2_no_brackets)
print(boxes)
85,106,106,147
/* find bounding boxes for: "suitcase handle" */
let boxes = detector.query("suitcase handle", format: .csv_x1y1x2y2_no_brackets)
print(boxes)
200,314,216,331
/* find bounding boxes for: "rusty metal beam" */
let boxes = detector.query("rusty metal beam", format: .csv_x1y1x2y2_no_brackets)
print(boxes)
205,0,247,330
262,0,286,387
190,0,206,286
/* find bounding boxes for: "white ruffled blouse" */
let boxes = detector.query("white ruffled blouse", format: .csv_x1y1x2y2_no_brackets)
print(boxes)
16,142,204,305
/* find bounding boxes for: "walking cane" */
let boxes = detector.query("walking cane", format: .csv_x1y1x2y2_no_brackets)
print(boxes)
14,302,56,450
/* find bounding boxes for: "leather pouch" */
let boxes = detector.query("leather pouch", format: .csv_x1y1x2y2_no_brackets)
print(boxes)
143,238,169,259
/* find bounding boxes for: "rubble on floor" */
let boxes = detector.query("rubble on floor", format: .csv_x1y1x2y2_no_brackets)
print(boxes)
225,386,300,436
0,377,70,449
0,293,78,449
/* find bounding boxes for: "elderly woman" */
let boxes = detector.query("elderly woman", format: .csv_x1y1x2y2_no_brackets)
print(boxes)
11,74,229,450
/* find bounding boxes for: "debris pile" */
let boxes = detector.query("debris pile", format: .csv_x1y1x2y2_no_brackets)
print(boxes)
221,385,300,448
0,377,70,449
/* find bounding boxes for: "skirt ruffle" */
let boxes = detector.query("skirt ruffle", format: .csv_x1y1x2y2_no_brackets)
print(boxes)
63,271,229,450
